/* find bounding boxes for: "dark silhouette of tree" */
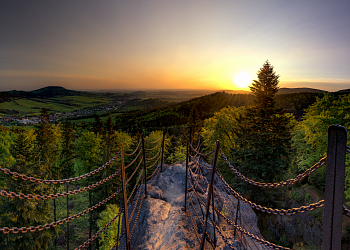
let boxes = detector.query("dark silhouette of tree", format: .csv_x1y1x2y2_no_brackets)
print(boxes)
231,61,292,206
93,115,103,135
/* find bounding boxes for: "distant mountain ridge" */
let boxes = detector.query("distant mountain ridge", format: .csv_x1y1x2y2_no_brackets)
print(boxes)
278,87,327,94
30,86,84,98
1,86,90,101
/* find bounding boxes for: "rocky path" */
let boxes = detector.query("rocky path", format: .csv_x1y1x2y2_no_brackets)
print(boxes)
119,162,267,250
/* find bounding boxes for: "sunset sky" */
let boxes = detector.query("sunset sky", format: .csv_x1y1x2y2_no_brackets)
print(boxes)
1,0,350,92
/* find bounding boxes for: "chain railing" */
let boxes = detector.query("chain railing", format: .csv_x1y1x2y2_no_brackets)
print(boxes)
0,130,166,250
75,208,124,250
0,189,121,234
0,151,121,184
1,126,348,249
0,169,122,200
220,148,327,188
344,205,350,218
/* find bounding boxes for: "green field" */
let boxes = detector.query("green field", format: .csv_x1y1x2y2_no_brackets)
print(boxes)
0,96,112,115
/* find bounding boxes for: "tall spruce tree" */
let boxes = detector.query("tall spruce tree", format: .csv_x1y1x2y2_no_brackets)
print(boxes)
231,61,292,206
93,115,103,135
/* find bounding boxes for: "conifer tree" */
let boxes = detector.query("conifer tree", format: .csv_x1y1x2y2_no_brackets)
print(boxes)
62,120,75,178
0,129,57,249
103,117,115,162
231,61,292,206
93,115,103,135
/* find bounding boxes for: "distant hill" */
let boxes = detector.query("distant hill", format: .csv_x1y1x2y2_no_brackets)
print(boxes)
278,88,327,94
337,89,350,94
2,86,88,101
30,86,83,98
221,90,250,94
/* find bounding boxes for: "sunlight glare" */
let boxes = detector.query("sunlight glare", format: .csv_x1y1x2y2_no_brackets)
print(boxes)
234,71,252,88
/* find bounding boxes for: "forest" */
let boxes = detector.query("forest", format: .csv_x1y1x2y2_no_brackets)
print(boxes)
1,63,350,249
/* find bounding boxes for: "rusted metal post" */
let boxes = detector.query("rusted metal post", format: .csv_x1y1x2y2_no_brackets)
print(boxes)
88,166,92,250
66,170,69,250
141,134,147,198
121,144,131,250
189,126,192,148
160,131,165,172
184,138,189,212
322,125,347,250
234,199,240,240
115,195,122,250
188,126,192,162
200,140,220,250
212,184,216,248
54,198,57,248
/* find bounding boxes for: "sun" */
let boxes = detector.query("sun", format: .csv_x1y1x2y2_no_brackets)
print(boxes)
234,71,252,88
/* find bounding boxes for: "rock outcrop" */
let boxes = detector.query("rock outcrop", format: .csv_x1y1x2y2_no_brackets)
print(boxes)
119,161,268,249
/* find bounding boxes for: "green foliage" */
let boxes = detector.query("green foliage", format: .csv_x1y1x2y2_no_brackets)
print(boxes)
292,93,350,194
230,61,293,206
202,106,245,156
168,145,186,163
115,92,255,135
74,131,102,176
0,125,58,249
0,130,16,169
97,204,123,250
277,233,289,248
93,115,103,135
144,131,170,170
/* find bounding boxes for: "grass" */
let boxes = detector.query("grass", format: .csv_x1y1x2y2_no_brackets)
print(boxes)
0,96,113,116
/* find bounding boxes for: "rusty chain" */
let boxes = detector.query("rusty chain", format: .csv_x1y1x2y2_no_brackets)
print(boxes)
167,129,189,140
0,189,121,234
220,148,327,188
126,157,143,185
124,149,142,169
145,142,161,151
75,208,124,250
130,186,145,238
145,147,162,161
128,178,144,223
213,204,290,250
210,215,237,250
186,196,214,248
146,154,161,170
144,135,162,144
216,172,324,215
127,170,144,204
111,229,126,250
123,137,142,156
189,142,215,157
148,164,161,185
0,151,121,184
344,205,350,218
0,169,122,200
187,205,202,244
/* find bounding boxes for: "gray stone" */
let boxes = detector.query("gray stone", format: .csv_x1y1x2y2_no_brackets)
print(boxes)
148,185,163,199
119,162,267,250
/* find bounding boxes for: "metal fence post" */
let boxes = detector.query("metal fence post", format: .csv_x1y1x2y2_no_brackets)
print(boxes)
184,138,189,212
188,127,192,162
322,125,347,250
121,144,131,250
234,199,240,240
141,134,147,198
160,131,165,173
200,140,220,250
212,184,216,248
66,171,69,250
